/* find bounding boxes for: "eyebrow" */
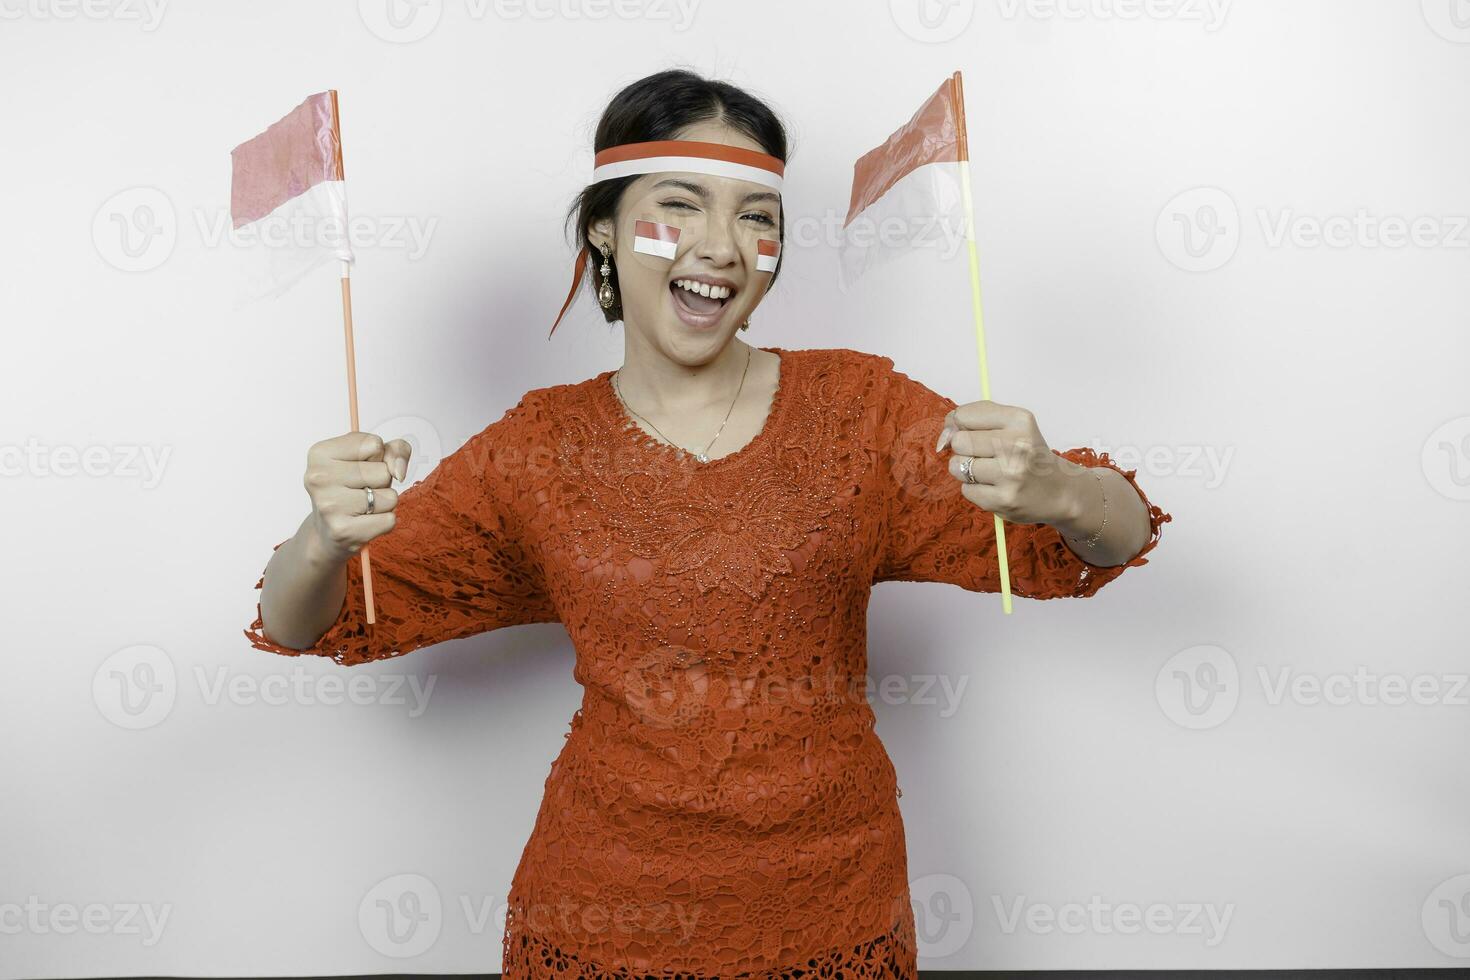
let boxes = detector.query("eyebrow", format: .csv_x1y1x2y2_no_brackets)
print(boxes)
649,177,780,207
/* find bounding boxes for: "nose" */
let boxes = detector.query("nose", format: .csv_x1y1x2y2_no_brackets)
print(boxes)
694,211,740,268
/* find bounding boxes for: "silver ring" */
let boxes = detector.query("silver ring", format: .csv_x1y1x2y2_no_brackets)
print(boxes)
364,486,375,514
959,456,977,484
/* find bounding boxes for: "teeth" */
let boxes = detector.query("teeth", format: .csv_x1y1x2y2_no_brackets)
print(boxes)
674,279,731,300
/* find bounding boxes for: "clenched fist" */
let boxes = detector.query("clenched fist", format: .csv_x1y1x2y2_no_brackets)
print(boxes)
935,400,1081,526
302,431,415,564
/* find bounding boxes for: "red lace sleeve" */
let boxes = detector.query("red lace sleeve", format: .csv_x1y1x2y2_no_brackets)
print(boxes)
870,358,1172,599
243,400,559,667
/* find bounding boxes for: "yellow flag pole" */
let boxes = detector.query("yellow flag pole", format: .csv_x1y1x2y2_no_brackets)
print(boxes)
950,70,1013,615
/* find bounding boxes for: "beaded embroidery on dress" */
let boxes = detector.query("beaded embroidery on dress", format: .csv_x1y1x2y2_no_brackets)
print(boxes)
244,346,1171,978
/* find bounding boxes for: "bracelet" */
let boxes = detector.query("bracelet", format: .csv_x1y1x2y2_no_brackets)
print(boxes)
1070,468,1108,549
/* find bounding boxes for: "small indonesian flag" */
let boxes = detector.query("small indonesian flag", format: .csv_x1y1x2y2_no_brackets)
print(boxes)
229,90,354,302
838,74,967,291
633,219,680,259
756,238,780,273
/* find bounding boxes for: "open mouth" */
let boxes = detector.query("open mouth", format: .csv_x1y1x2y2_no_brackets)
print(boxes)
669,278,735,320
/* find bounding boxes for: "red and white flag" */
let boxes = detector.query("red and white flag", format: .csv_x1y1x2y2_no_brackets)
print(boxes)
756,238,780,273
230,90,354,302
838,74,967,290
633,219,680,259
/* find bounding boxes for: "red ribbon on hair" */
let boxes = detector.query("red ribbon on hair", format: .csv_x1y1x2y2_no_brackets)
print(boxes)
548,244,591,340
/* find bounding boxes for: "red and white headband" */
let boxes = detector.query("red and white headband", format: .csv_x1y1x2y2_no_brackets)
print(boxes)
548,139,785,338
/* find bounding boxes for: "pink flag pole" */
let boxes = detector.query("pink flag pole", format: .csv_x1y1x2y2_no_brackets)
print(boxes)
338,258,377,625
327,92,376,624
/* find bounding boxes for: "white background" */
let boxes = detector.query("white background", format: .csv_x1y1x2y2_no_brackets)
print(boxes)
5,0,1470,974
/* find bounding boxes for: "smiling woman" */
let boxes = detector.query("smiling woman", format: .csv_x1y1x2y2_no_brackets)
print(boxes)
246,66,1169,980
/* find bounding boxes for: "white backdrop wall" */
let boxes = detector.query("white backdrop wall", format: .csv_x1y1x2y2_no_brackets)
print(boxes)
5,0,1470,974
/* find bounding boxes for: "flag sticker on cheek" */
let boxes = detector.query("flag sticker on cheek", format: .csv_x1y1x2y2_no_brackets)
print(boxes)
756,238,780,273
633,220,680,260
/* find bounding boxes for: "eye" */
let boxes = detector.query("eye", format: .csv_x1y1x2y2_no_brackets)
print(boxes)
743,213,776,227
659,199,696,211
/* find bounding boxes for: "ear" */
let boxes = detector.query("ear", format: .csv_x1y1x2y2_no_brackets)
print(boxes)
589,216,616,253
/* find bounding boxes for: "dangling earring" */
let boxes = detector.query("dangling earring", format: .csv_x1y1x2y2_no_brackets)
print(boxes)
739,318,751,331
596,242,616,310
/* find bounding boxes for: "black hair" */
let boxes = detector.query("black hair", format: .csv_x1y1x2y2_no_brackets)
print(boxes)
563,68,790,326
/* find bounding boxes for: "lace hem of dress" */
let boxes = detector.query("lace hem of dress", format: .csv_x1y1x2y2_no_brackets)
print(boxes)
501,911,917,980
241,537,394,668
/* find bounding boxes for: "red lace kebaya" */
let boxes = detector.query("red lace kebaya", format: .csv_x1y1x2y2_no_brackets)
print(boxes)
245,346,1172,978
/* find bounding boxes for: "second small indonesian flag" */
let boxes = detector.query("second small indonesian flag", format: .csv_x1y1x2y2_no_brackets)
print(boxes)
757,238,780,272
837,74,967,290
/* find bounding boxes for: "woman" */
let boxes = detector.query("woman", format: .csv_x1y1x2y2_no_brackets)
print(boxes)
245,69,1171,979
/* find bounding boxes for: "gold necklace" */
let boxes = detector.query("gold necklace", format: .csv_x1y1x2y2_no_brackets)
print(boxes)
612,346,752,463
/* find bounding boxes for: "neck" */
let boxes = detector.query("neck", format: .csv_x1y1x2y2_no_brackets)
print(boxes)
614,338,758,416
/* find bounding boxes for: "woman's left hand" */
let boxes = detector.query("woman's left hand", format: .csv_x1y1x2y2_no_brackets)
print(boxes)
935,400,1080,526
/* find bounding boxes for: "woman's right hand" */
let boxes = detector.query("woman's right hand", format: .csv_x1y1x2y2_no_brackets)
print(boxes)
302,431,414,565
